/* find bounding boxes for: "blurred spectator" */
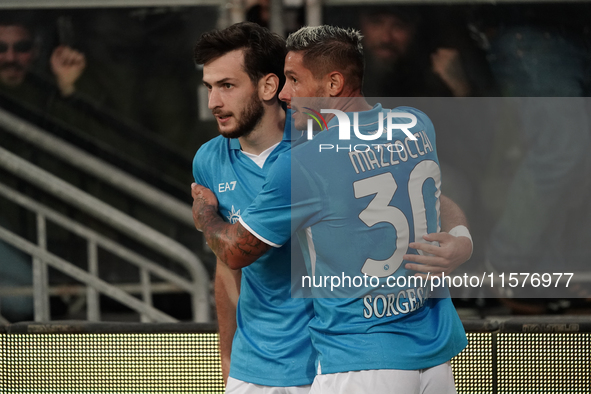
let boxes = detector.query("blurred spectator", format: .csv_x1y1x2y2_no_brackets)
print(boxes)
0,23,35,88
0,13,103,150
246,0,270,28
358,6,498,237
0,14,91,322
359,6,497,97
0,12,190,182
0,13,86,101
246,0,304,37
71,9,218,159
478,3,591,97
479,5,591,303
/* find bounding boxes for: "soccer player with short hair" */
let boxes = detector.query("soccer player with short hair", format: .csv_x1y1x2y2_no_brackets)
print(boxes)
193,25,471,394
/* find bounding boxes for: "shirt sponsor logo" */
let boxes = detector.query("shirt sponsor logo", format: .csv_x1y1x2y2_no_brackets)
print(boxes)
219,181,237,192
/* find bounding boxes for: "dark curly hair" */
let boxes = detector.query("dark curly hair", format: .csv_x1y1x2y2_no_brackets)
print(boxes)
194,22,286,94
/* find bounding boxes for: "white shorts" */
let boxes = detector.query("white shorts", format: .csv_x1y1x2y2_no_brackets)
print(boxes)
226,377,312,394
310,362,456,394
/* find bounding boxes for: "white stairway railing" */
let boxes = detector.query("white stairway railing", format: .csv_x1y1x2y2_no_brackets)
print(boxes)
0,114,210,323
0,107,194,227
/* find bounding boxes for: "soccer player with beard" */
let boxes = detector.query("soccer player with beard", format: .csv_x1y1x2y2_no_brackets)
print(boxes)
192,22,316,393
192,25,472,394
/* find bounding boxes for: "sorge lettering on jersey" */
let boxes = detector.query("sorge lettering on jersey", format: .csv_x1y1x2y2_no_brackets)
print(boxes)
348,130,433,174
363,287,428,318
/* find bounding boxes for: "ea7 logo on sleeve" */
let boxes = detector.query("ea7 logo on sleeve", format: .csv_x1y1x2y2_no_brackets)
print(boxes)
219,181,237,192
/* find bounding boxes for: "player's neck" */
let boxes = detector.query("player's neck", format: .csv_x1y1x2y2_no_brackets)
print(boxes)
333,90,373,113
238,104,285,156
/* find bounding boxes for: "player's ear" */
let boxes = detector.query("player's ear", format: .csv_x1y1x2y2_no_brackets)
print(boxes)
326,71,344,97
259,73,280,101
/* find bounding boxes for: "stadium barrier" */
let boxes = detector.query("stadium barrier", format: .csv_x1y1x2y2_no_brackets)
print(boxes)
1,317,589,393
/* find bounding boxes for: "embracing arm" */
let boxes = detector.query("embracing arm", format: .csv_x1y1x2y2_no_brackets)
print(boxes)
439,194,469,232
404,194,473,278
192,183,271,269
215,258,241,386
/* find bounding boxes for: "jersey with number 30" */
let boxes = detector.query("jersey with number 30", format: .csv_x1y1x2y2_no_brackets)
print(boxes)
239,103,467,374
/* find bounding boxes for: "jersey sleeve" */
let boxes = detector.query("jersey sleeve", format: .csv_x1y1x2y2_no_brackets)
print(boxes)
192,145,212,189
239,150,325,248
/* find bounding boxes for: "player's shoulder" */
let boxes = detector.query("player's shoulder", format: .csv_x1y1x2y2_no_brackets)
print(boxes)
269,149,292,171
390,106,432,123
193,135,229,164
290,136,321,165
390,105,436,134
195,135,229,156
192,136,231,184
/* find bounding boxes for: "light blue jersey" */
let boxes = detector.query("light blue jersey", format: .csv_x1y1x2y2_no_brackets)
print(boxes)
193,119,316,386
240,103,467,374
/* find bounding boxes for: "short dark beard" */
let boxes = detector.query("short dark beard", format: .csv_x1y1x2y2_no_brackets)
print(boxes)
219,91,265,139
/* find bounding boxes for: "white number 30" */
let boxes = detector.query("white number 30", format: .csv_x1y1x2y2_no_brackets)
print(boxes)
353,160,441,278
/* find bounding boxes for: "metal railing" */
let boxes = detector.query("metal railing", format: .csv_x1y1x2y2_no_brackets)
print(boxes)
0,127,210,323
0,0,221,8
0,107,194,228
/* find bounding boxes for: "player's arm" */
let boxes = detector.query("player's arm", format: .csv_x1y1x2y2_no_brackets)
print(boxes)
192,183,271,269
214,258,241,386
404,194,473,278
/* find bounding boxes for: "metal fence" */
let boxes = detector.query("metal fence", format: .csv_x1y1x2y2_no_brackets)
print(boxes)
0,112,210,323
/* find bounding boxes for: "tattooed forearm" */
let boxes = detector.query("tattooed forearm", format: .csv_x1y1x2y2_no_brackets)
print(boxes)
191,182,271,268
198,205,271,269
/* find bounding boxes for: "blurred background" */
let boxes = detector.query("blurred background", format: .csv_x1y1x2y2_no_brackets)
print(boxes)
0,0,590,324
